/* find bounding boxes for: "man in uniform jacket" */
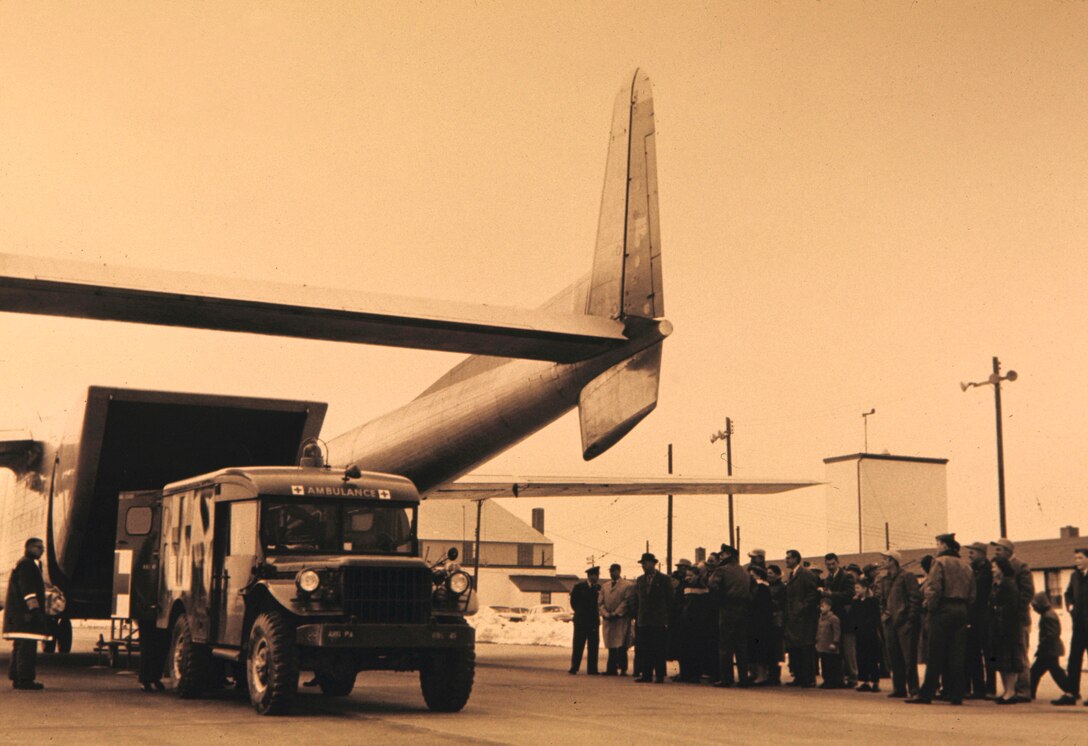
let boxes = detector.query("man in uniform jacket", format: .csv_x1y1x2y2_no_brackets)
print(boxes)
784,549,820,687
879,549,922,698
964,541,993,698
633,552,673,683
709,544,751,687
907,533,975,705
569,566,602,674
990,537,1034,701
598,563,633,676
1056,547,1088,706
3,537,48,690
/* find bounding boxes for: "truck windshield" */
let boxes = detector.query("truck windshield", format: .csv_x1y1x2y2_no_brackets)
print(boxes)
261,499,417,555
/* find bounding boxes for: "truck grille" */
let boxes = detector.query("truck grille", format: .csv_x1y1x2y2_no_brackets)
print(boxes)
340,566,432,624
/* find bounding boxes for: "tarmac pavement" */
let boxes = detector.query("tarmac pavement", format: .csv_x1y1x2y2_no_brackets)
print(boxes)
0,628,1085,745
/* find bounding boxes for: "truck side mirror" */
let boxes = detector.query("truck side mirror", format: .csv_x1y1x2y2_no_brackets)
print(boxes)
447,547,459,561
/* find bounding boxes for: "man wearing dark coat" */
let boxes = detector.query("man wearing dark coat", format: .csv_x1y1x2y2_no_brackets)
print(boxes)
964,541,993,698
823,552,854,687
1055,547,1088,706
990,537,1034,701
3,537,48,690
633,552,673,683
569,566,602,674
784,549,819,687
879,549,922,698
709,544,751,687
766,564,787,684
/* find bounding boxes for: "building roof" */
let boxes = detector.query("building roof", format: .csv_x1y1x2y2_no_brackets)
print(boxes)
773,533,1086,573
418,498,551,545
823,453,949,465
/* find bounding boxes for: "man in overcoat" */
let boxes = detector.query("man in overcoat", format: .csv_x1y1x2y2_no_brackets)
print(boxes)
879,549,921,698
783,549,819,687
599,563,632,675
633,552,673,683
709,544,751,687
4,537,48,690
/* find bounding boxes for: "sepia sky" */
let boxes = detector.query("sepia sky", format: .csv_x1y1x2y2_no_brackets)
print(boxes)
2,1,1087,572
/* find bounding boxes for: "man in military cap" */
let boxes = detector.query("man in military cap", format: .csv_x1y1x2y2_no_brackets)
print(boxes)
569,566,602,675
965,541,993,698
907,533,975,705
4,537,48,690
991,537,1035,701
633,552,673,683
747,548,767,572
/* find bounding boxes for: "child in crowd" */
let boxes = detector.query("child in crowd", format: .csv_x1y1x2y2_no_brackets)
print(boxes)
852,579,882,692
816,596,843,689
1030,591,1077,703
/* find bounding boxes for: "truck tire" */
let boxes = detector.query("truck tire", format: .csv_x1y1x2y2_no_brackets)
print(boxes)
419,646,475,712
56,618,73,654
318,670,356,697
169,613,211,698
246,611,299,715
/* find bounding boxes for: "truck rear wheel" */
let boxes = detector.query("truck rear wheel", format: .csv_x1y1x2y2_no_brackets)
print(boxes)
246,611,299,715
169,613,211,698
419,647,475,712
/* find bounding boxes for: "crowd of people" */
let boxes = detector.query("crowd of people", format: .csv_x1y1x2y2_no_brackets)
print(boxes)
567,534,1088,708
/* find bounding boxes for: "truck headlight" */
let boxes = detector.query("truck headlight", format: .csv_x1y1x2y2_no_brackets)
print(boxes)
297,569,321,593
448,571,471,595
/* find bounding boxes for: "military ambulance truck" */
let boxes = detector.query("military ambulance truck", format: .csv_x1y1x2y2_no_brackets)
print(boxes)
113,456,476,715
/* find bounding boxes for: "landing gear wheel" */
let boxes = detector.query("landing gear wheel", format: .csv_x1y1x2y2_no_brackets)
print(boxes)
169,612,212,698
246,611,299,715
318,670,357,697
420,647,475,712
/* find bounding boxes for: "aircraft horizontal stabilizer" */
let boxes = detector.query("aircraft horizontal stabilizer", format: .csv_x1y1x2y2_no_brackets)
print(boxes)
425,475,822,502
0,253,626,363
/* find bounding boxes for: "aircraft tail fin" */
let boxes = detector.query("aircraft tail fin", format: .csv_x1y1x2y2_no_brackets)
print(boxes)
585,69,664,321
579,70,665,460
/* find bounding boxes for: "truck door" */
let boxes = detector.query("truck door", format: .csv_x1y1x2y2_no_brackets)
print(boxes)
212,500,258,646
113,490,163,621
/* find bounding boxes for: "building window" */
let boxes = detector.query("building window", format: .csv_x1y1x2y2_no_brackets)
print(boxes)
517,543,533,566
540,592,551,604
1045,570,1063,608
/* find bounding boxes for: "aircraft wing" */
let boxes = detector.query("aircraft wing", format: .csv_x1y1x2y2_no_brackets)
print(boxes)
0,253,626,363
425,475,822,501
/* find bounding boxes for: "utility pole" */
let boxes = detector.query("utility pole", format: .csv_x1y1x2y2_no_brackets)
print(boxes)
710,419,735,546
666,444,674,574
862,408,876,452
961,357,1018,538
885,521,890,551
736,525,741,554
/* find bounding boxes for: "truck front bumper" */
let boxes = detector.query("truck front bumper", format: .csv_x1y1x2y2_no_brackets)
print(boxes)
296,621,474,649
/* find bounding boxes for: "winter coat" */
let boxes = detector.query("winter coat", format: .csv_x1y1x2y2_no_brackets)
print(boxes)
708,560,751,622
784,566,820,647
1065,568,1088,630
1036,607,1065,659
1008,555,1035,626
815,610,841,654
2,556,48,641
634,571,674,628
570,581,601,631
748,581,774,664
989,578,1022,673
598,578,633,648
923,551,975,612
824,569,853,620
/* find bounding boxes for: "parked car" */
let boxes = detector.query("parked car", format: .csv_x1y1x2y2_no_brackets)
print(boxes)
489,605,530,622
526,604,573,623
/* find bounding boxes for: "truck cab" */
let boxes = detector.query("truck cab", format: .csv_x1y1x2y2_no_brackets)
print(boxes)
118,462,475,715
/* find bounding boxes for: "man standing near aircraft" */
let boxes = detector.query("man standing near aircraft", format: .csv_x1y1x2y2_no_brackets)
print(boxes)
569,566,602,675
4,537,48,690
599,563,633,676
634,553,673,683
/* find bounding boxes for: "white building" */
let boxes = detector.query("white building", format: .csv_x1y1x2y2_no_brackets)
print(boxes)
824,453,949,554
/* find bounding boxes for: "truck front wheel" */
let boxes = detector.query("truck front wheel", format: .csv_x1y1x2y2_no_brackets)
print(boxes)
419,647,475,712
169,613,211,698
246,612,299,715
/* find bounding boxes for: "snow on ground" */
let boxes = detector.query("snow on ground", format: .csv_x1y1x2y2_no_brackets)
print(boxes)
468,607,571,647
